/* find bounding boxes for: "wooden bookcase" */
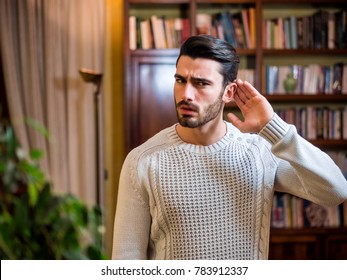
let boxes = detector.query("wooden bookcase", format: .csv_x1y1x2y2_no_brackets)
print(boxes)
123,0,347,259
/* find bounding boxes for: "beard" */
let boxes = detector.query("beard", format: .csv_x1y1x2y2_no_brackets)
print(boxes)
175,91,224,128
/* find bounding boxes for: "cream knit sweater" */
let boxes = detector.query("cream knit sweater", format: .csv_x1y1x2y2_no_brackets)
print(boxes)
112,114,347,260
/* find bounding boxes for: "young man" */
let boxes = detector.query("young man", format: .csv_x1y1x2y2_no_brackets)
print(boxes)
112,35,347,260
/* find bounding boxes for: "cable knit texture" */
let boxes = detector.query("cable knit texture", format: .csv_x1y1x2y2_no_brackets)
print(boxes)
112,114,347,260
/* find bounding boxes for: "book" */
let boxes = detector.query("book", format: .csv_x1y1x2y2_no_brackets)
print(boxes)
241,9,251,49
249,7,256,49
220,11,237,47
196,13,212,35
266,65,279,94
289,16,298,49
343,107,347,140
151,15,166,49
312,10,329,49
342,64,347,94
181,18,191,44
140,19,152,49
302,64,319,94
306,106,316,140
271,193,285,228
269,19,276,48
275,17,284,49
129,16,137,50
328,12,336,49
212,14,225,41
334,10,347,49
164,19,174,48
283,17,291,49
232,12,246,48
173,18,183,46
332,62,344,94
238,69,255,85
264,19,272,49
306,15,314,48
296,16,304,49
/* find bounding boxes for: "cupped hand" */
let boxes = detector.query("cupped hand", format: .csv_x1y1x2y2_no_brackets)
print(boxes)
227,79,274,133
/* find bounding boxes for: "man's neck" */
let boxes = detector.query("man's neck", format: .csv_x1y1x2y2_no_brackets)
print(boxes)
176,118,227,146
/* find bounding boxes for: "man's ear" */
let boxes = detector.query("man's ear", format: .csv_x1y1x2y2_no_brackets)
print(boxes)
222,82,237,103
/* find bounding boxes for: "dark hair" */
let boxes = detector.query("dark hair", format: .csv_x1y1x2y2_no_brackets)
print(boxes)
176,35,240,87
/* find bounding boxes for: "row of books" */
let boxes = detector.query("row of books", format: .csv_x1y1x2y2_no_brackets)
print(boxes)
273,149,347,228
129,16,190,50
265,63,347,95
237,69,255,86
195,8,256,49
128,7,256,50
275,106,347,140
263,9,347,49
271,192,347,229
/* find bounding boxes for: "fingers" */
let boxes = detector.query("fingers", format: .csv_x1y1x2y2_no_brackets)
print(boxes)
226,112,244,131
234,80,249,106
235,79,259,99
233,90,245,107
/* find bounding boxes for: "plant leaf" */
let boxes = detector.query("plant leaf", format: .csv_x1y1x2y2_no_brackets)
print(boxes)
28,183,39,206
29,149,43,160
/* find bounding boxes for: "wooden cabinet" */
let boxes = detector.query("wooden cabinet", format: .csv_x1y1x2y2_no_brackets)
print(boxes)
123,0,347,259
269,228,347,259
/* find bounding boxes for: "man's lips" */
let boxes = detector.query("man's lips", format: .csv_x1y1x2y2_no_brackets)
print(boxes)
176,101,199,115
178,105,198,116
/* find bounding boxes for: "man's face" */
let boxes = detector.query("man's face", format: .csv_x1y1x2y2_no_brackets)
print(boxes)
174,55,225,128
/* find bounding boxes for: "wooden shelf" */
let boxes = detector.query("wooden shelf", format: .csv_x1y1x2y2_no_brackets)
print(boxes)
271,227,347,235
128,0,190,4
309,140,347,149
130,49,180,57
263,49,347,56
130,48,256,56
197,0,256,3
263,0,346,4
225,94,347,109
265,94,347,103
270,227,347,259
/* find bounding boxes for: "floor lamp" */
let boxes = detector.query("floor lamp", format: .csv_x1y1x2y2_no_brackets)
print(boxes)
79,68,105,207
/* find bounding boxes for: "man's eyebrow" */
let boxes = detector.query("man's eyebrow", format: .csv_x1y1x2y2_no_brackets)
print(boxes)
174,73,185,80
174,74,212,84
190,77,212,84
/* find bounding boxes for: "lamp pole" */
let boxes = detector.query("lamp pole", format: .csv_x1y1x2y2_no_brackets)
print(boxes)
79,68,105,207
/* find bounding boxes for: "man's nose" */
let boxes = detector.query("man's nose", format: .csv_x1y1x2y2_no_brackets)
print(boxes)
182,83,195,102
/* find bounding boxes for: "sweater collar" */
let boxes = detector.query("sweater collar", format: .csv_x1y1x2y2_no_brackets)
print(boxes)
166,122,238,154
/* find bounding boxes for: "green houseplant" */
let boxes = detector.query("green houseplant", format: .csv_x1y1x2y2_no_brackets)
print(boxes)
0,108,107,259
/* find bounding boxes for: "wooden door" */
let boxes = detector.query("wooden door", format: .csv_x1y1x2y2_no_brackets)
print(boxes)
125,54,178,152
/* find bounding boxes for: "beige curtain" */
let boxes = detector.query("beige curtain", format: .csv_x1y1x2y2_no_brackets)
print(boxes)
0,0,105,205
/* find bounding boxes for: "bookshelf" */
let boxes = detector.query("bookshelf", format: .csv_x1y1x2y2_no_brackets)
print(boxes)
123,0,347,259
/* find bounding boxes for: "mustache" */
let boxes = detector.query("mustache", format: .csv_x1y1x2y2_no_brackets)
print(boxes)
176,100,199,112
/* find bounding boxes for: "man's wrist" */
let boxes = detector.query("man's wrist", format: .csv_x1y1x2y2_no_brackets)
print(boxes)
258,113,290,145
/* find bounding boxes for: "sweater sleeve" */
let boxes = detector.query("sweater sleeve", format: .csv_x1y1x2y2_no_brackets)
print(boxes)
259,113,347,206
112,152,151,260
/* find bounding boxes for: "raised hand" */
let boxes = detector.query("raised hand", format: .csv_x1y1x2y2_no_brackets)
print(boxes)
227,79,274,133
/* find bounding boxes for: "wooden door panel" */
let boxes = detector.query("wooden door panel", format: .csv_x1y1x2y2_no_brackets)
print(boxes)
127,55,178,151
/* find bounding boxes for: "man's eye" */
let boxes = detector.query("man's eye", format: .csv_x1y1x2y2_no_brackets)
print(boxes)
195,81,208,87
175,78,184,84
